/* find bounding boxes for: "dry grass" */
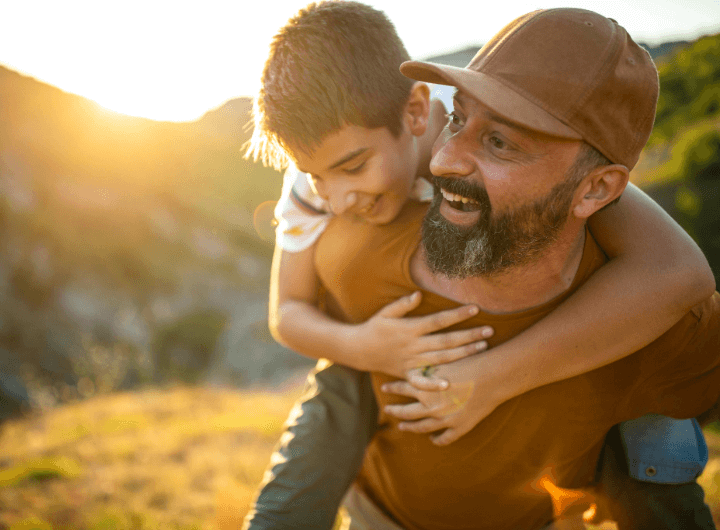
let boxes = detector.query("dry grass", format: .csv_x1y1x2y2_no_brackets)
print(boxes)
1,385,719,530
0,383,305,530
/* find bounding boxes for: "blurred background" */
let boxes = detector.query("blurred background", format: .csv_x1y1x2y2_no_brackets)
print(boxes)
0,1,718,529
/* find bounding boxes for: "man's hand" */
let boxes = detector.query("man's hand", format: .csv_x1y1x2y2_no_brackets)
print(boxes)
350,292,494,388
381,354,511,445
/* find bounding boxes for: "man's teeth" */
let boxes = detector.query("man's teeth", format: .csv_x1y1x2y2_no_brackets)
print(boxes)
440,188,477,205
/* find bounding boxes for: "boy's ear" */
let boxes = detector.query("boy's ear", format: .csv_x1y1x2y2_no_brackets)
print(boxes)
572,164,630,219
404,82,431,136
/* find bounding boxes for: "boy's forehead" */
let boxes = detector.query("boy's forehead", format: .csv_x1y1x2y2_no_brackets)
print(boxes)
289,124,389,174
293,147,369,174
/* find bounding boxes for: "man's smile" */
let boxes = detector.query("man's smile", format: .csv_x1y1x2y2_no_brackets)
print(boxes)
440,188,480,212
438,185,484,227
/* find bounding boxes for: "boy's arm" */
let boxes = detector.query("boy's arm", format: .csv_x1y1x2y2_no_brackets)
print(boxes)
382,183,716,445
270,242,493,380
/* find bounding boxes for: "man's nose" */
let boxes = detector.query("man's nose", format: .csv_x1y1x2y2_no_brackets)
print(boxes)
430,127,474,178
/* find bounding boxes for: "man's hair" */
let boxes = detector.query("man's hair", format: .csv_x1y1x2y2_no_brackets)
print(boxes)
245,1,414,170
566,143,612,187
566,142,618,208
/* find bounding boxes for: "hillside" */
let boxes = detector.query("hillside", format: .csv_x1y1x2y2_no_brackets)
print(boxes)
0,65,312,420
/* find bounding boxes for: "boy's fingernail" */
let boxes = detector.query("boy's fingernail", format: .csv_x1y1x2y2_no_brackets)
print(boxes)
468,306,479,315
381,384,389,392
440,380,449,389
483,327,493,337
476,341,487,350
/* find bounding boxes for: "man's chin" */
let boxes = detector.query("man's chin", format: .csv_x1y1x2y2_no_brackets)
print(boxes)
439,199,483,227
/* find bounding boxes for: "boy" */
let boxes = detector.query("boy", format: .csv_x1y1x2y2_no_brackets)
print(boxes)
245,2,716,528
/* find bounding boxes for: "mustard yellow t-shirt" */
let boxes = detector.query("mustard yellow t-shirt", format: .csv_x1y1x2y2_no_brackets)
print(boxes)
315,200,720,530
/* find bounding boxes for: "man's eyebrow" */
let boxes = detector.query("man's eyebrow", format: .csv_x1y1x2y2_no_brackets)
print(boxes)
328,148,369,170
483,110,535,135
454,90,535,135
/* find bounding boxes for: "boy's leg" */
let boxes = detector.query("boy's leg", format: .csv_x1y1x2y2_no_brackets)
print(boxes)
592,420,715,529
243,360,377,530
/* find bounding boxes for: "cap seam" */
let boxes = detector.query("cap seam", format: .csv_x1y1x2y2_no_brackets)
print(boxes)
483,9,549,72
567,22,627,164
486,9,615,136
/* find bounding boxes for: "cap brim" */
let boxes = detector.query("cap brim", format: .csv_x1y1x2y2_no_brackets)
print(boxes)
401,60,582,140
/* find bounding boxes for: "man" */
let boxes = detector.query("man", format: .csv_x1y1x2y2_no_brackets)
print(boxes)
246,8,720,530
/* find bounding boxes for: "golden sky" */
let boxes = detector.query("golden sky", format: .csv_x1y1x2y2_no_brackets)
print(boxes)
1,0,718,122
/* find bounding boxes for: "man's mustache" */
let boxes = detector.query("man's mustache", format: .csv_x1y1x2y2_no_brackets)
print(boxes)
431,176,489,206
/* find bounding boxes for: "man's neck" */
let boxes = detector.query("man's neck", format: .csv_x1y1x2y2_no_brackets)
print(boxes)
410,223,587,314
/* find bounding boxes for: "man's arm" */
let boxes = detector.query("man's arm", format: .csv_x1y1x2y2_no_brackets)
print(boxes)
243,361,377,530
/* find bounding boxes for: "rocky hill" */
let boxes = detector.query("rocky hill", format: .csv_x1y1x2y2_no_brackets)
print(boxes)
0,66,313,420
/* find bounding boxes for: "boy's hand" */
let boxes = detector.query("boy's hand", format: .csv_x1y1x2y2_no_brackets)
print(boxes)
352,291,493,387
380,354,510,445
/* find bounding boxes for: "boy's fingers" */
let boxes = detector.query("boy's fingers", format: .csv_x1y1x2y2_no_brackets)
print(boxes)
417,305,481,333
385,402,432,421
426,326,493,351
407,371,448,391
431,427,465,446
417,341,488,368
376,291,422,318
380,380,417,398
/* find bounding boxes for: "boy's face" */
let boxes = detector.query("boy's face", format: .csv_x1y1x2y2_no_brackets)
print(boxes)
291,123,419,225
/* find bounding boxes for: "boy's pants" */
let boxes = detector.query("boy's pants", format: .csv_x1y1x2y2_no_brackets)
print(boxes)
243,362,715,530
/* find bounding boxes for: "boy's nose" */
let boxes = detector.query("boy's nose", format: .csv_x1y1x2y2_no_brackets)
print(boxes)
328,190,357,215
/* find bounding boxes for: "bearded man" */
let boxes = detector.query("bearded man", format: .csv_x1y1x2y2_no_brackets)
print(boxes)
246,8,720,530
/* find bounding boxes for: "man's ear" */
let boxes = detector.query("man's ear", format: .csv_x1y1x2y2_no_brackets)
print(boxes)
404,82,431,136
572,164,630,219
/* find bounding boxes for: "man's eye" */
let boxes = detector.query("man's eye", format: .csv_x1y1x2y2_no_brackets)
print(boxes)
446,112,463,127
489,136,507,150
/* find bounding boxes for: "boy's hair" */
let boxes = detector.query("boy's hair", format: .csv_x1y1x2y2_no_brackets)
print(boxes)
246,1,414,170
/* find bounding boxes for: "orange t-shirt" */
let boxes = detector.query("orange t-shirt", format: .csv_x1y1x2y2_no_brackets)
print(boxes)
315,200,720,530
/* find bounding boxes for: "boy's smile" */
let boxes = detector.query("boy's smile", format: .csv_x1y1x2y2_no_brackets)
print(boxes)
292,123,420,225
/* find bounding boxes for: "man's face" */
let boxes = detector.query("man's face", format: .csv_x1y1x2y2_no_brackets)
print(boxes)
291,124,418,225
423,91,584,278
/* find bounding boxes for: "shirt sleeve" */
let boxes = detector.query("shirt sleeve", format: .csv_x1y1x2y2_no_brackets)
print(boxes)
624,292,720,421
274,165,332,253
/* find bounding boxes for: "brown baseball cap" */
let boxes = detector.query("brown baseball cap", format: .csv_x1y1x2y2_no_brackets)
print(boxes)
401,8,658,169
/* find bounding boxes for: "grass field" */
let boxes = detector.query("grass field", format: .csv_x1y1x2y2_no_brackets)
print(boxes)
1,385,718,530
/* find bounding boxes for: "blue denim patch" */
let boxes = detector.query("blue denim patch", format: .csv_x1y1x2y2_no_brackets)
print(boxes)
619,414,708,484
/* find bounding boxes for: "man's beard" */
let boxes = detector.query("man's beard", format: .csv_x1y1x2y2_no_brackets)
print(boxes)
422,175,578,278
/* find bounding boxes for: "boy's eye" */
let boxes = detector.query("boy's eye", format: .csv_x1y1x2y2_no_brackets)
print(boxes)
344,161,366,174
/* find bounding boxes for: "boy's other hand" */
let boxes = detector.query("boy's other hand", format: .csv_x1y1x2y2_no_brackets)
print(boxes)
380,353,511,445
351,291,493,384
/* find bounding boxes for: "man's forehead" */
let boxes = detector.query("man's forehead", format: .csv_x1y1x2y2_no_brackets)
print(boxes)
453,89,577,144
